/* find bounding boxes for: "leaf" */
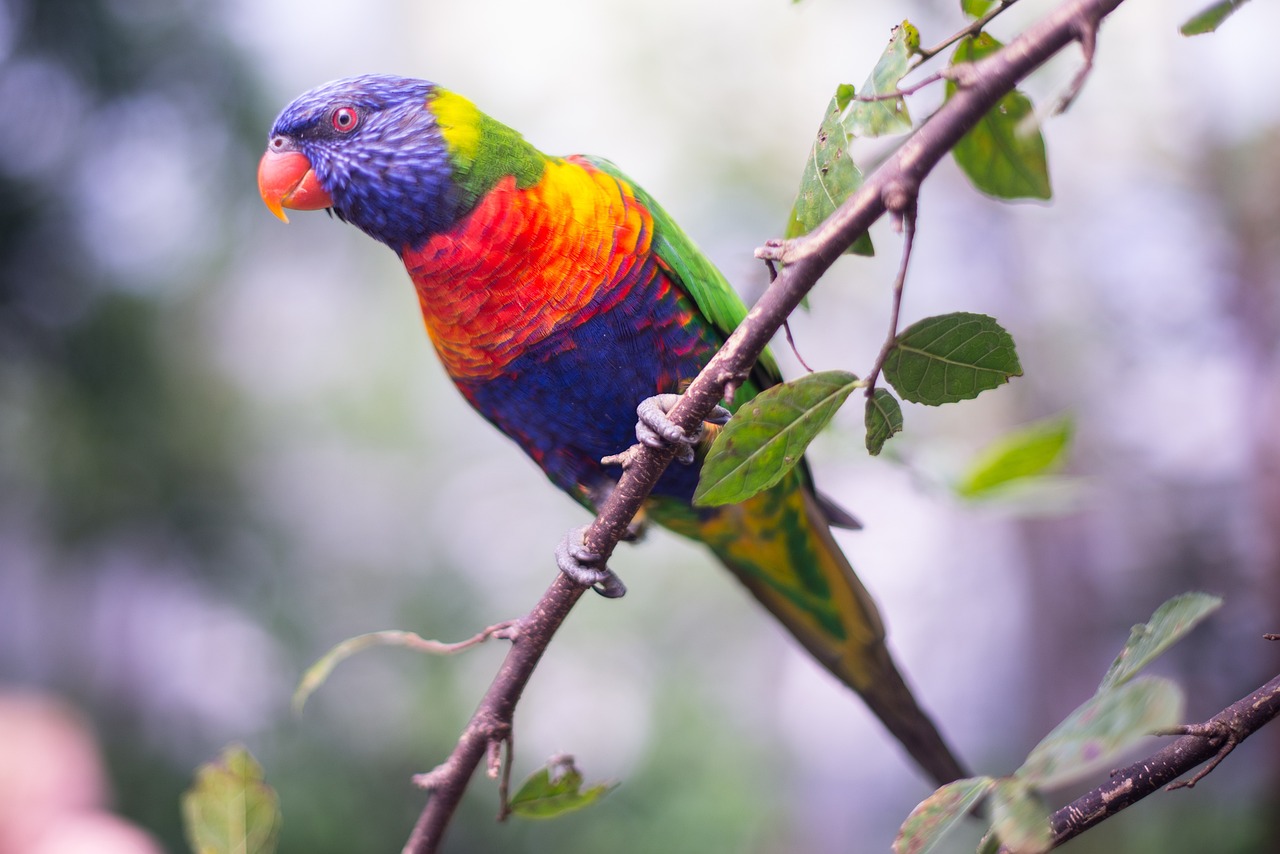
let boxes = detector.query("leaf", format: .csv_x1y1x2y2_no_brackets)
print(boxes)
1181,0,1252,35
962,0,997,17
1018,676,1184,790
509,758,617,819
883,313,1022,406
865,388,904,455
786,88,874,256
894,776,994,854
843,21,919,138
695,370,858,506
947,35,1051,200
956,416,1073,499
1098,593,1223,692
182,746,281,854
989,778,1052,854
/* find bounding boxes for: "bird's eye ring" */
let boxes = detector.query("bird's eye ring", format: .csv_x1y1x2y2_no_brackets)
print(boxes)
331,106,359,133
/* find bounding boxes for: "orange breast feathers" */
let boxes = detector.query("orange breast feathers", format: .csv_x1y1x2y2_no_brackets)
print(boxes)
402,157,653,381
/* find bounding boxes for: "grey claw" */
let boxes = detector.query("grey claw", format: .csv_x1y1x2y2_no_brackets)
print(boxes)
635,394,731,466
555,526,627,598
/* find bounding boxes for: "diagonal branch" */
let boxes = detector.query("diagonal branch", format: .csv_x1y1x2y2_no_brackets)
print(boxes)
403,0,1125,850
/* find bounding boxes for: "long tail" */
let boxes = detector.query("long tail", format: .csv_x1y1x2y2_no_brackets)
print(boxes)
654,479,967,787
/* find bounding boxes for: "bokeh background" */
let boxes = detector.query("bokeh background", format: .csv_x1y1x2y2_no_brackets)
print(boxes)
2,0,1279,851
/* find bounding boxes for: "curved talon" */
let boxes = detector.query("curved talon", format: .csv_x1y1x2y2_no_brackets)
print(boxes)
555,526,627,598
635,394,732,465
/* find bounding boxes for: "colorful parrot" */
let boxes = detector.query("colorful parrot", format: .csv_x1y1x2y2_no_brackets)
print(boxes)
258,74,965,786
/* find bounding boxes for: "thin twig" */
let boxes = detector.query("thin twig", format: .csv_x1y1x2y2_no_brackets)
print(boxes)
864,200,916,397
853,70,950,102
917,0,1024,61
404,1,1126,850
1052,16,1099,114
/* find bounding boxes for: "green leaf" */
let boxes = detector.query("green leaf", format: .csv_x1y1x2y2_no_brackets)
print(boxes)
962,0,997,17
1098,593,1223,692
1018,676,1184,790
956,416,1073,499
1181,0,1251,34
947,34,1051,200
182,746,281,854
883,312,1022,406
786,89,874,256
509,758,617,819
843,21,919,138
695,370,858,506
865,388,904,456
894,776,994,854
989,778,1052,854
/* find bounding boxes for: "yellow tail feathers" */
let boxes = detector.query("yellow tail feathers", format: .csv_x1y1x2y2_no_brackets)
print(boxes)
652,479,967,786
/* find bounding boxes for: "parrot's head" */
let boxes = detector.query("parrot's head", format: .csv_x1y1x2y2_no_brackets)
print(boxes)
258,74,465,250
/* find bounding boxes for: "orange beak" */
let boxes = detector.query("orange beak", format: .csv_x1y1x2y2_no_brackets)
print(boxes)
257,148,333,222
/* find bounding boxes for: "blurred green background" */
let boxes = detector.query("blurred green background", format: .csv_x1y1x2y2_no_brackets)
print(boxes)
2,0,1279,851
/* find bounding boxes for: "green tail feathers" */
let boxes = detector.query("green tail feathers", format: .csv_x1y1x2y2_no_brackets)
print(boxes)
651,479,967,787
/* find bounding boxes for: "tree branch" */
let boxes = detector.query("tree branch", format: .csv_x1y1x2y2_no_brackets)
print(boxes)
403,0,1125,850
1046,671,1280,848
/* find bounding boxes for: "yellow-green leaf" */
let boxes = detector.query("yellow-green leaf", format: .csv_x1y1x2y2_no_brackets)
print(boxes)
947,34,1051,200
786,88,874,256
509,758,617,820
956,416,1073,498
1181,0,1251,35
695,371,858,506
844,21,919,138
182,746,281,854
883,312,1022,406
962,0,997,17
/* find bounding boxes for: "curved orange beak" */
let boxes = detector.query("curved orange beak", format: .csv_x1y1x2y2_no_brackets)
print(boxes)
257,148,333,222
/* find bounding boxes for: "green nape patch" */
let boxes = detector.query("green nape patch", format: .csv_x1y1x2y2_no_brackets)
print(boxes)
431,89,545,205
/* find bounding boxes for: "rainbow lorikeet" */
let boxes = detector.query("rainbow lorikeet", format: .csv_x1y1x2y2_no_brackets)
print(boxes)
258,74,965,785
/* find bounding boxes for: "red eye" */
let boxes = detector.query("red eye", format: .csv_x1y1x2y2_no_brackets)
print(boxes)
331,106,359,132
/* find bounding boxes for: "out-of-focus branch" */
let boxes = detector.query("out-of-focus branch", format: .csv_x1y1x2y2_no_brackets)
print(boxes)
403,0,1125,850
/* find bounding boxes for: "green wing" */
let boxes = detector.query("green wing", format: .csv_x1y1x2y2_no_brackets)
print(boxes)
582,156,781,388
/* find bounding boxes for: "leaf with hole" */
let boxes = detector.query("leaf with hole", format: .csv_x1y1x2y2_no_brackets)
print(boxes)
894,776,994,854
695,371,858,506
865,388,904,455
844,21,919,137
1018,676,1184,790
1098,593,1222,692
509,758,616,819
883,313,1021,406
182,745,281,854
786,87,873,256
947,34,1051,200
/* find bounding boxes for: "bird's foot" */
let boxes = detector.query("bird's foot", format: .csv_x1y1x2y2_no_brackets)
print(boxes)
555,525,627,598
635,393,731,465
